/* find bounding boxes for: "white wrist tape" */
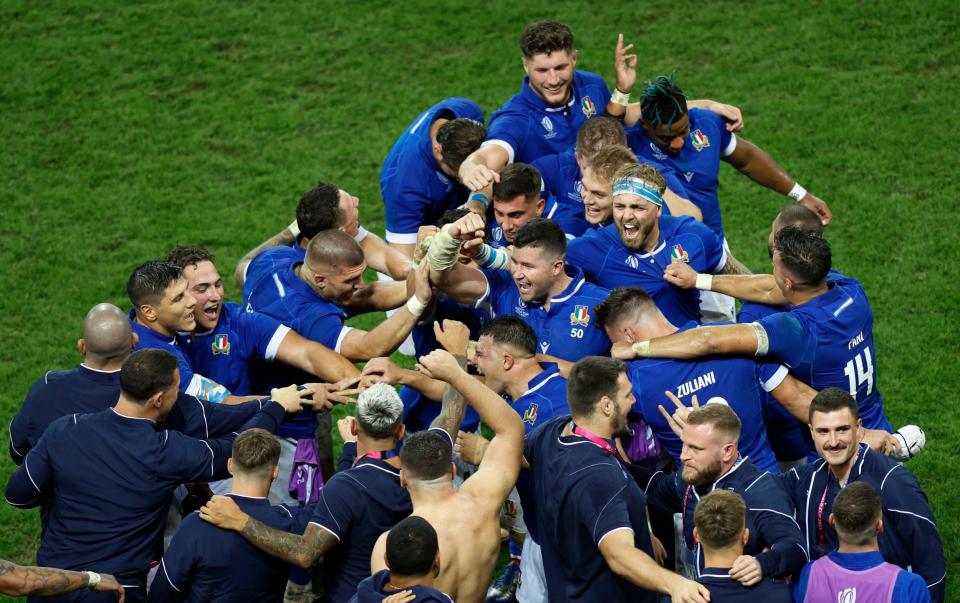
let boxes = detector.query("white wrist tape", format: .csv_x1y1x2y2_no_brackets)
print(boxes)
425,225,464,271
85,571,101,590
611,88,631,106
695,273,713,291
787,182,807,202
406,295,428,317
632,341,651,358
287,219,301,237
751,322,770,355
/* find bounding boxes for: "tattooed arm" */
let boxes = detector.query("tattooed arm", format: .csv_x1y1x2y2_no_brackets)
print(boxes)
719,252,753,275
428,354,469,437
199,497,336,568
0,560,124,599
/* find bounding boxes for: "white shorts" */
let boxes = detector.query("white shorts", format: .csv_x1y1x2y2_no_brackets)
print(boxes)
516,537,546,603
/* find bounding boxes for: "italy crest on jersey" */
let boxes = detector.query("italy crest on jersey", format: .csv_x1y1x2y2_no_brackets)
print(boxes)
671,244,690,263
691,129,710,152
581,95,597,118
523,402,539,425
570,305,590,326
211,334,231,355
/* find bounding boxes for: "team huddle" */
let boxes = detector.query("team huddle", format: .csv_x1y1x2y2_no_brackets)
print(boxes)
4,19,947,603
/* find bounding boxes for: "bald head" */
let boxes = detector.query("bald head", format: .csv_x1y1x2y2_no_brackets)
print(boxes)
305,229,364,273
81,303,134,365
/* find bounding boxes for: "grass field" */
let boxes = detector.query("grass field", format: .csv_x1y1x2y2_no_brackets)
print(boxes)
1,0,957,599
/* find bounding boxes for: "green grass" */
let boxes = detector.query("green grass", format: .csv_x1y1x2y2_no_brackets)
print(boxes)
1,0,957,599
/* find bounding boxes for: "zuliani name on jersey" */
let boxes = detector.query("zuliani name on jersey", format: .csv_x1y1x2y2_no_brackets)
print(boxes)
676,370,717,398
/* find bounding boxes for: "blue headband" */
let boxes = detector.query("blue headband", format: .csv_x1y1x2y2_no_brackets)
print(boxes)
611,177,663,207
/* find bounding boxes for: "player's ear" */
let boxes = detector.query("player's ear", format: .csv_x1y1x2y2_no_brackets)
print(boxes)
350,421,358,437
828,512,836,528
399,469,409,489
139,303,157,322
623,325,641,344
433,551,441,577
131,332,140,349
77,339,86,356
692,526,700,545
227,458,235,477
271,464,280,482
503,353,515,371
521,56,531,76
450,462,457,481
741,527,749,546
535,197,545,216
876,517,884,534
396,423,406,440
569,49,578,66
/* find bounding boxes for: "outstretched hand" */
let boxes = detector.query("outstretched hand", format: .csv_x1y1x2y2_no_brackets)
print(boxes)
708,101,744,132
799,191,832,226
614,33,638,93
270,384,317,413
460,163,501,192
94,574,125,601
611,341,638,360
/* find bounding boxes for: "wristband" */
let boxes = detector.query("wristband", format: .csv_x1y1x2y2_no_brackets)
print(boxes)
406,295,428,317
468,192,491,210
475,244,510,270
287,219,301,237
787,182,807,202
695,273,713,291
611,87,631,106
425,225,464,271
751,322,770,355
632,341,651,358
85,571,101,590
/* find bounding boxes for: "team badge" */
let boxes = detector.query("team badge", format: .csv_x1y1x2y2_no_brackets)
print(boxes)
211,334,231,355
581,95,597,118
691,129,710,151
570,305,590,326
523,402,539,425
670,244,690,263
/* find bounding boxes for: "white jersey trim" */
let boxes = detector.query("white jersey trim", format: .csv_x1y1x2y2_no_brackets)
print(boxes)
722,133,737,157
334,326,352,354
596,525,634,547
265,325,291,362
761,365,790,392
385,230,420,245
481,139,515,165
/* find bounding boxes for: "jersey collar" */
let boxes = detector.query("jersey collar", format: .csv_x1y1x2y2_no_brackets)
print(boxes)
548,266,588,304
282,264,347,315
522,363,562,397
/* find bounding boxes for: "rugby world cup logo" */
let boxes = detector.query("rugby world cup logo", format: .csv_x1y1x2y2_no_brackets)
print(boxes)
625,255,640,269
838,587,856,603
541,116,557,139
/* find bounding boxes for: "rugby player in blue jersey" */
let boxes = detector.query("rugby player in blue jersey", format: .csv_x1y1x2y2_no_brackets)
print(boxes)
459,22,742,193
486,163,583,247
428,215,611,366
609,56,830,237
616,226,908,456
566,163,732,325
380,98,486,257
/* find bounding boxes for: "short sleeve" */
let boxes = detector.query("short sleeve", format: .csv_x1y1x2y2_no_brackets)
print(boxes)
308,475,358,541
577,466,634,546
239,311,288,362
385,191,432,239
681,220,725,273
756,359,790,392
485,113,530,164
299,312,348,351
755,312,809,367
173,349,197,393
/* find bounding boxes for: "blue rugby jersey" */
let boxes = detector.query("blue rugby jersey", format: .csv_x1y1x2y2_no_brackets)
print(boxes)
380,97,485,245
755,273,891,431
243,244,305,303
485,71,611,164
629,108,736,239
480,266,610,361
5,402,287,591
626,322,784,473
129,312,201,397
178,302,289,396
244,263,349,438
524,416,657,603
308,456,413,603
783,444,946,602
697,568,792,603
486,196,585,249
148,494,312,602
566,216,726,325
507,363,568,434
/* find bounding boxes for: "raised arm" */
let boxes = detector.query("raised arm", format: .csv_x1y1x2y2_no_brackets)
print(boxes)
275,329,360,383
458,145,508,192
359,233,413,281
724,137,831,225
361,357,448,402
235,223,298,288
612,323,762,361
418,349,524,504
664,260,788,305
425,213,490,305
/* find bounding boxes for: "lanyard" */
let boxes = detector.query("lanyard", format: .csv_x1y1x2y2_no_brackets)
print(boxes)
353,449,398,467
571,422,625,461
816,468,835,552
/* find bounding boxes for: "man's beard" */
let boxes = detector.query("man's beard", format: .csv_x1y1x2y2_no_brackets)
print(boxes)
682,458,724,487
